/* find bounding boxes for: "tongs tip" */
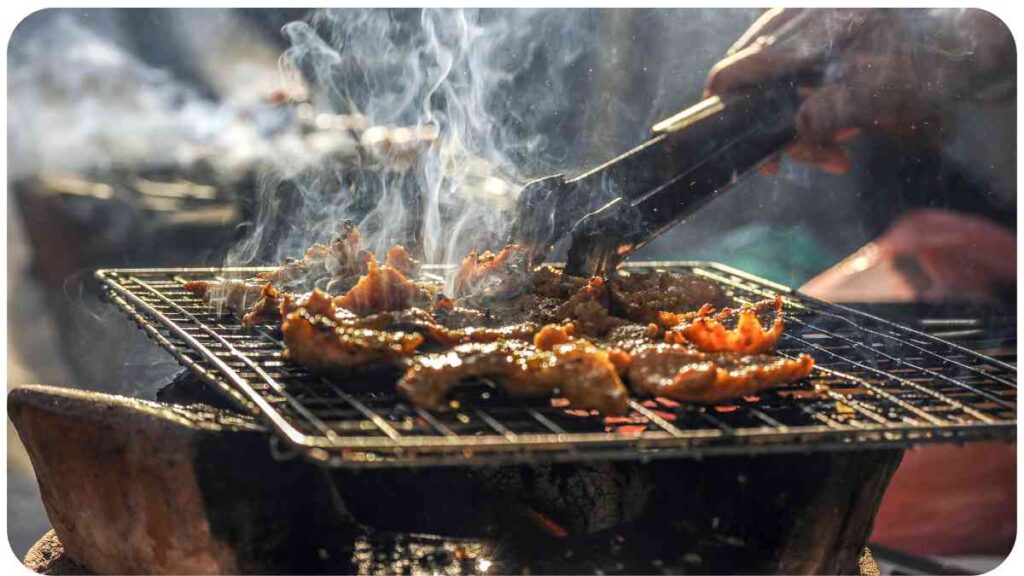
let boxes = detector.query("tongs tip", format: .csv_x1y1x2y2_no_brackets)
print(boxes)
504,174,571,267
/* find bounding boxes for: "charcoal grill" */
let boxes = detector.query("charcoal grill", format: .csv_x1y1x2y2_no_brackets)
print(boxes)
96,262,1016,467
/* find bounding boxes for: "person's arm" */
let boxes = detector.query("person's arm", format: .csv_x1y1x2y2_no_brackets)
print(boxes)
705,8,1015,174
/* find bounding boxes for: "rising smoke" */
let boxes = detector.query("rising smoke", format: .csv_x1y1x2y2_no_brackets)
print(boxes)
7,14,225,180
229,9,603,268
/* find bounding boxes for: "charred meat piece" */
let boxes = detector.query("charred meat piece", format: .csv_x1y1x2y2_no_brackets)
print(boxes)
603,323,662,352
424,322,541,348
457,292,566,326
552,277,628,338
257,221,374,292
431,295,490,329
665,297,785,354
453,245,532,299
332,306,537,347
383,245,421,278
284,292,538,350
281,307,424,376
453,266,584,326
334,260,434,316
627,343,815,404
184,279,266,317
241,284,285,326
610,271,726,324
531,265,589,298
397,339,630,415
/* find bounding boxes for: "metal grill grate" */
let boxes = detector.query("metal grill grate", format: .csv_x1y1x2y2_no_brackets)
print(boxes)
96,263,1016,467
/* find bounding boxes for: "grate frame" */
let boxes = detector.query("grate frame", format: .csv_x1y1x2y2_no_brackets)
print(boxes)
96,262,1016,467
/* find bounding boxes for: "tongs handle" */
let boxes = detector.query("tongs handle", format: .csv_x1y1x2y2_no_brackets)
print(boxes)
564,77,808,277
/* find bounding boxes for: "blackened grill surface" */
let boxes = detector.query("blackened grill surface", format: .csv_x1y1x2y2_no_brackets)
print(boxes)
96,262,1016,467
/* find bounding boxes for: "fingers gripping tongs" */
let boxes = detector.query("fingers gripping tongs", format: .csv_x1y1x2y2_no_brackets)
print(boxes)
506,77,810,277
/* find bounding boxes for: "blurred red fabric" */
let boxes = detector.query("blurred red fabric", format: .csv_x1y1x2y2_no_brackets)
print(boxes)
801,208,1017,555
802,208,1015,304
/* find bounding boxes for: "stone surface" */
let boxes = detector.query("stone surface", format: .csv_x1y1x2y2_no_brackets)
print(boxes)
8,385,346,574
10,383,904,574
22,530,89,575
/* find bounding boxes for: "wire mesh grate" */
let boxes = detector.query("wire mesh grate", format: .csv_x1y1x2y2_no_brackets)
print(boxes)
97,263,1016,467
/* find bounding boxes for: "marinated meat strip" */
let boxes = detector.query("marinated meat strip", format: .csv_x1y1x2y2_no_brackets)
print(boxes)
282,299,424,375
183,279,265,317
627,343,815,404
241,284,284,326
279,289,537,350
665,297,785,354
384,245,421,277
425,322,541,347
323,301,539,348
258,221,373,292
397,339,629,415
552,277,628,337
609,270,725,324
334,260,434,315
187,234,815,413
431,295,489,328
453,245,532,298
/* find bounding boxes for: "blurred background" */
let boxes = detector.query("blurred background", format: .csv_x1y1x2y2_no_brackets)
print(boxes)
6,7,1015,568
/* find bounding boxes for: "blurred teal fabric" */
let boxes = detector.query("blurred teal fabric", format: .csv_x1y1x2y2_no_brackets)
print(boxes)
688,224,839,289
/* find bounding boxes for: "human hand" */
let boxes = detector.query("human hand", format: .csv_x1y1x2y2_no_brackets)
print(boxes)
705,8,1014,174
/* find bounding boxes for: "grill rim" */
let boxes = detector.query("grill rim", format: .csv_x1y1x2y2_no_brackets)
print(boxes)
96,262,1017,467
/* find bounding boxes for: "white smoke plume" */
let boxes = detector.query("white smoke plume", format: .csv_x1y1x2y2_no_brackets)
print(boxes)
229,8,600,268
7,14,226,179
7,11,336,185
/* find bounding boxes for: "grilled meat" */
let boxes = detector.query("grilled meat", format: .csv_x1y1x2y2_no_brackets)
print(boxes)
424,322,541,348
551,276,628,337
334,260,434,315
430,295,489,328
184,279,266,317
453,245,532,299
281,293,424,375
664,297,785,354
384,245,420,277
186,233,813,413
610,270,726,324
397,338,630,415
316,300,540,348
258,221,373,292
627,343,815,404
241,284,285,326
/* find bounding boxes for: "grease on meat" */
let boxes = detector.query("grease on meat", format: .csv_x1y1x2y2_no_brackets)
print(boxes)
334,259,434,315
627,343,814,404
665,297,785,354
184,279,265,317
186,234,815,412
397,338,630,415
282,293,424,375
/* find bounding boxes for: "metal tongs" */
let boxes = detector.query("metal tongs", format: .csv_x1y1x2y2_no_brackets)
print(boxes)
506,75,815,277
